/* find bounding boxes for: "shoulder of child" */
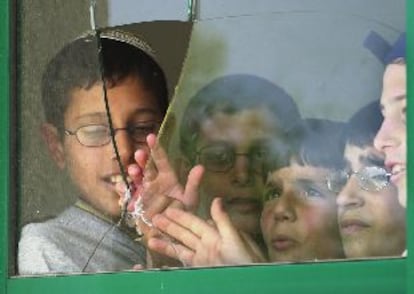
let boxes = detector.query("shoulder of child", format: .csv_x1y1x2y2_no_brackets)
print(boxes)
18,222,79,275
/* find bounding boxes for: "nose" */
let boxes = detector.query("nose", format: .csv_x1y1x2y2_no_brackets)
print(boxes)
374,118,397,154
112,130,136,166
231,154,252,186
336,176,364,209
271,190,296,222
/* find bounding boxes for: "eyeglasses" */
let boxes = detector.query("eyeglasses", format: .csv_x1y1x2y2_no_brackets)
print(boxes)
327,166,391,193
64,122,160,147
195,143,269,173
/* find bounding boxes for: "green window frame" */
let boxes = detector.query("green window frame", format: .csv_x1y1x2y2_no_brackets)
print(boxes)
0,1,412,293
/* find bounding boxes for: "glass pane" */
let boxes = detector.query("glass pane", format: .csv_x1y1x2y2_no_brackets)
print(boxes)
154,1,406,267
15,0,406,277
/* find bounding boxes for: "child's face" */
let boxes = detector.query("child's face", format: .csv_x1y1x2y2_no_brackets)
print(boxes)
374,63,406,207
195,107,282,236
337,144,406,257
61,76,163,218
261,163,344,262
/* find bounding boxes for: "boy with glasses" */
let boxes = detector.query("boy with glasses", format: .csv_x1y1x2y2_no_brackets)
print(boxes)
330,101,406,257
121,74,301,263
18,30,169,274
177,74,301,244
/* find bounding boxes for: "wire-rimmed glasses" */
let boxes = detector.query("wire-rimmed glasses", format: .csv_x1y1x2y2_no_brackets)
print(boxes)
327,166,392,193
64,122,160,147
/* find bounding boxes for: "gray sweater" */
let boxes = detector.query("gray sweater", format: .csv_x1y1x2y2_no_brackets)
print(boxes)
18,205,146,275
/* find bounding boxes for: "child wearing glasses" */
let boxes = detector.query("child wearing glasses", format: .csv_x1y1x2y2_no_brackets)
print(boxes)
333,100,406,258
18,30,169,274
177,74,301,246
146,118,346,265
117,74,301,266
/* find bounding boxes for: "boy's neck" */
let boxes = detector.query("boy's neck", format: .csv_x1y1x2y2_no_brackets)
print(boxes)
74,199,139,239
74,199,116,224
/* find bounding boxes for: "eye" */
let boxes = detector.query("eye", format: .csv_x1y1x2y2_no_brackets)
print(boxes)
370,172,388,182
361,166,390,190
130,122,158,134
300,185,325,198
129,122,159,141
79,125,109,138
198,144,233,171
263,186,282,202
326,170,348,193
363,166,386,178
205,149,231,164
401,106,406,123
306,187,323,197
250,145,268,161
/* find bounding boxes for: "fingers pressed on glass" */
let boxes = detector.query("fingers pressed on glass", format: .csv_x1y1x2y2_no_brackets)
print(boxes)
142,194,172,219
209,197,244,241
127,163,143,184
164,207,217,239
152,213,200,250
181,165,204,211
147,237,194,265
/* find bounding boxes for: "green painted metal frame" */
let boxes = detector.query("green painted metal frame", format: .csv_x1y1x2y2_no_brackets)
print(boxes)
0,0,11,292
0,0,412,293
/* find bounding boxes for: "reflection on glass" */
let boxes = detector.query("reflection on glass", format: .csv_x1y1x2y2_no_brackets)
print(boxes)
374,38,407,210
262,119,345,262
178,74,300,243
146,7,406,266
337,102,406,258
16,1,406,277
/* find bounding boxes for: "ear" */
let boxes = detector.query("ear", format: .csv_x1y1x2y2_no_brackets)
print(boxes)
41,123,66,169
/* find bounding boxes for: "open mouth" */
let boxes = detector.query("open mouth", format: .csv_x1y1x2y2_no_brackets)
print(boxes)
385,160,406,185
103,174,133,189
109,174,132,184
390,165,406,185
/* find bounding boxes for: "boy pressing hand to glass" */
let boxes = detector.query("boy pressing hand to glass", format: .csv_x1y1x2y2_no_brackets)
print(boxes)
18,29,169,274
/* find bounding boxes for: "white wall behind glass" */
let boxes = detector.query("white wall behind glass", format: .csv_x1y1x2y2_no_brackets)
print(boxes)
108,0,404,29
108,0,188,25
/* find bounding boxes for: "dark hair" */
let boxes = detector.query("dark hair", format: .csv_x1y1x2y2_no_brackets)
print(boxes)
344,100,382,148
179,74,301,160
41,33,168,131
290,118,346,170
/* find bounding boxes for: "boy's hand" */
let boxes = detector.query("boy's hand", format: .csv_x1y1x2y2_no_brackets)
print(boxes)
147,198,266,267
138,134,204,245
117,134,204,248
